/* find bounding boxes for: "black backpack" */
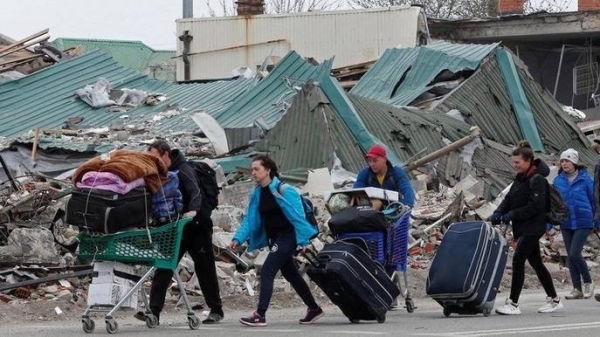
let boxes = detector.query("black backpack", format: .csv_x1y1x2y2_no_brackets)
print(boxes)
531,174,569,226
277,182,319,236
188,160,219,212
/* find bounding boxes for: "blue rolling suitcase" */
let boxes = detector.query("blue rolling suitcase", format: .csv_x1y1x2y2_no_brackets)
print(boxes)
426,221,508,317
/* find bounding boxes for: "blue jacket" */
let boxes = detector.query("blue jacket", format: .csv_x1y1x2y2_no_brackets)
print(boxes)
354,161,415,207
553,168,595,230
232,176,317,251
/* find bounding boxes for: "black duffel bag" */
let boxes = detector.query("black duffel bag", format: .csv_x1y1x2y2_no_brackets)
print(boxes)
65,187,152,234
328,206,388,235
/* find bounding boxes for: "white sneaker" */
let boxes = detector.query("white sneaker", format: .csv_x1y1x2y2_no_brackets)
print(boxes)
565,288,583,300
538,297,563,313
495,298,521,315
389,298,400,311
583,282,595,299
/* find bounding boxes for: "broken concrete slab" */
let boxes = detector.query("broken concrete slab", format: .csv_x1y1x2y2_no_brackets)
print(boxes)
301,168,334,196
0,228,61,266
219,181,254,210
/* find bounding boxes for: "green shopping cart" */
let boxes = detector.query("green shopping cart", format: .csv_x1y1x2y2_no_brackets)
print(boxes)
77,218,200,334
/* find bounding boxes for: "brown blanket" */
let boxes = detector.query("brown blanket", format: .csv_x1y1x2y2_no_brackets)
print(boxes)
72,150,168,193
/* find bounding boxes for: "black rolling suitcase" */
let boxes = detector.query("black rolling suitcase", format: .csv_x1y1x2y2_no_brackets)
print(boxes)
65,187,152,234
306,240,400,323
426,221,508,317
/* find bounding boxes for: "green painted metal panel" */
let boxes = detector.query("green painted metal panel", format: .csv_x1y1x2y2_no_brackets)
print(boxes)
351,41,499,107
496,48,544,151
0,50,253,137
318,71,402,167
215,51,333,129
52,38,174,73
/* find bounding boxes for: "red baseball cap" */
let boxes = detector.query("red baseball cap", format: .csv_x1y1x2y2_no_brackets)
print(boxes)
366,144,387,158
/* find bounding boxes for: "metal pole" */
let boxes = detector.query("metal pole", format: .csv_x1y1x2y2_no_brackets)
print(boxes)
554,44,566,98
0,154,18,191
183,0,193,18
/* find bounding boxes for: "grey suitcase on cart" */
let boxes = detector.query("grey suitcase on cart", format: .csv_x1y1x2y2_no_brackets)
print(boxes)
426,221,508,317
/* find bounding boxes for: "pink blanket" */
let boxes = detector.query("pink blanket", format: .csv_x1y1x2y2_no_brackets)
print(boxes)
76,171,146,195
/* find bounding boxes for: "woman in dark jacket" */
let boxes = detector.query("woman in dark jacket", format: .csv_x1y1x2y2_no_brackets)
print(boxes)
491,141,563,315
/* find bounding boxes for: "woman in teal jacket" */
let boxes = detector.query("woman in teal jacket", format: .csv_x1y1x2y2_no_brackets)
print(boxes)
229,154,323,327
553,148,596,300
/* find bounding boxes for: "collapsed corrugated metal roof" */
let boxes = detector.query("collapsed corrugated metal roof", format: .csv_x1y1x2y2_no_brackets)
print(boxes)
0,50,253,137
432,49,596,165
256,81,472,174
51,38,176,81
214,51,334,129
350,41,594,166
350,41,499,106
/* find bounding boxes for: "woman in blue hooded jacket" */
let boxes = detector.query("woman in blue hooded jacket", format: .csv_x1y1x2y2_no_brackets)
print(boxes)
229,154,323,327
553,148,596,300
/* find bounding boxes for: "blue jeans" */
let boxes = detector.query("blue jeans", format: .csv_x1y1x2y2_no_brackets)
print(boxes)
562,228,592,290
257,231,318,316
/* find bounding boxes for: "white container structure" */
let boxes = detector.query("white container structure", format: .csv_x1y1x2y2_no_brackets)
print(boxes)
175,5,429,80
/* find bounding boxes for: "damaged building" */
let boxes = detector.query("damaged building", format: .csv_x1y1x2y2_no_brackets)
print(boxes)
1,3,600,316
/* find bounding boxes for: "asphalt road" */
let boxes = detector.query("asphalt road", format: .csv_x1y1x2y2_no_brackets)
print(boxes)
2,292,600,336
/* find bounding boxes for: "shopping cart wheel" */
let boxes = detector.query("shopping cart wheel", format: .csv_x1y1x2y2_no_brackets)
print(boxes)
82,318,95,333
105,319,119,334
188,315,201,330
146,314,159,328
405,299,415,313
443,308,451,317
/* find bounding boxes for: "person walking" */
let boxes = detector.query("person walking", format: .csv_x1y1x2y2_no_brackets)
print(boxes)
354,144,415,207
491,141,563,315
138,140,224,324
228,154,324,327
553,148,595,300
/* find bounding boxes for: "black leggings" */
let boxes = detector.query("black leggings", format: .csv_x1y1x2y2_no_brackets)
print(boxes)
510,235,557,303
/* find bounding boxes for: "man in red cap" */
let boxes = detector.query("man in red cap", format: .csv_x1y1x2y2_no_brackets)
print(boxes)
353,144,415,207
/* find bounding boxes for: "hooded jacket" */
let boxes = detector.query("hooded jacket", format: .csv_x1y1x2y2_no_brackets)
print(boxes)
494,158,550,239
169,149,202,214
553,168,595,230
354,161,415,207
232,176,317,251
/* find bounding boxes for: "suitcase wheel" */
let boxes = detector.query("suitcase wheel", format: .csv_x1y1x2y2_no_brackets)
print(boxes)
377,315,385,323
349,318,360,324
443,308,451,317
482,308,491,317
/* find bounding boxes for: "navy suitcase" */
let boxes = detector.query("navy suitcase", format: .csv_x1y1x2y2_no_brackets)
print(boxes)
306,240,400,323
426,221,508,317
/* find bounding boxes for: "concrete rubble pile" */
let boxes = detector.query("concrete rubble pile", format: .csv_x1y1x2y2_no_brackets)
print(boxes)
1,158,600,310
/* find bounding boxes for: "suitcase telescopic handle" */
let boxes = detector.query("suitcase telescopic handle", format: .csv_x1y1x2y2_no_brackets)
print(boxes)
301,249,330,268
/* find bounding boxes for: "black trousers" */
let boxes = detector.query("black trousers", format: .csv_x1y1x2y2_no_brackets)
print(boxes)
149,214,222,315
509,234,558,303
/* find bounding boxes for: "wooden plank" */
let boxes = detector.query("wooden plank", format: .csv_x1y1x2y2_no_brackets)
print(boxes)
0,28,49,55
0,269,93,292
0,35,49,59
0,54,40,68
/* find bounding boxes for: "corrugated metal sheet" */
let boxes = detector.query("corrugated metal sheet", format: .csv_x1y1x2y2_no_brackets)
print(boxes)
351,41,499,106
176,6,423,80
214,51,333,129
257,81,472,174
0,50,253,137
434,54,596,166
52,38,175,75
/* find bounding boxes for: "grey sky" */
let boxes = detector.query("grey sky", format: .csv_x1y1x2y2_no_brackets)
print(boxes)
1,0,226,50
2,0,579,50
